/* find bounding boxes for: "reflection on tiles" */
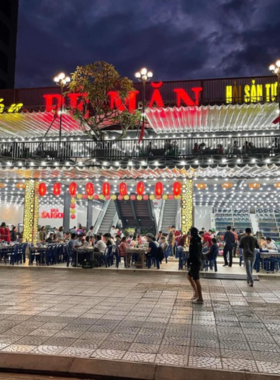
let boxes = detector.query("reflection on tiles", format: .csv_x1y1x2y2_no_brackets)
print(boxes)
0,268,279,375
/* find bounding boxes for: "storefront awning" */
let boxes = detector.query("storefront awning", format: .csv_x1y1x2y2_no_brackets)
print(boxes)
0,111,84,138
145,103,279,133
0,164,279,180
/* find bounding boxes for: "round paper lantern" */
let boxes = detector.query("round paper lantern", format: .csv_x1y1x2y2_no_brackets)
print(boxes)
70,203,76,209
82,194,88,199
119,182,127,196
248,182,260,189
69,182,77,197
88,195,94,200
0,183,5,188
105,195,110,200
15,183,26,189
53,182,61,196
150,194,155,200
71,198,76,203
111,194,117,200
137,195,142,201
102,182,110,196
162,194,168,200
196,183,207,190
85,182,94,196
124,195,129,201
155,182,163,196
99,194,104,200
70,214,76,219
131,195,136,200
77,193,82,199
168,194,174,200
70,209,76,214
94,194,99,200
136,182,145,195
118,195,123,201
221,182,233,189
38,183,47,196
274,182,280,189
143,195,149,201
173,182,181,196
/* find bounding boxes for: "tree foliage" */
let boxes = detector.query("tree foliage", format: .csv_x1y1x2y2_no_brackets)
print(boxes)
68,61,140,141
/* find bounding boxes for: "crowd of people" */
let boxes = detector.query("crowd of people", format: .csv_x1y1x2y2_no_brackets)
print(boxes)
0,222,21,242
1,220,279,303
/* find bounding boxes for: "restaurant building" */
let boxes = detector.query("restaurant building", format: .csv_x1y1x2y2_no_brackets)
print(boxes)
0,74,280,243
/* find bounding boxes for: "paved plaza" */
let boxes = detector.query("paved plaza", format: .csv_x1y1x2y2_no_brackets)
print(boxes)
0,268,279,377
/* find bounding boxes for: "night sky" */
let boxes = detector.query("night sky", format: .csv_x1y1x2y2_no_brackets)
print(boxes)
15,0,280,88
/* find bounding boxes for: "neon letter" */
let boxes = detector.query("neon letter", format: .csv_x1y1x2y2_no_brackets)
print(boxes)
149,82,164,108
174,87,202,107
67,93,89,118
108,90,139,112
0,98,4,113
8,103,23,113
43,94,64,112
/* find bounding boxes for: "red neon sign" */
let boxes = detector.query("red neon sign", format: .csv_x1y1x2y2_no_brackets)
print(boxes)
41,208,64,219
43,82,203,113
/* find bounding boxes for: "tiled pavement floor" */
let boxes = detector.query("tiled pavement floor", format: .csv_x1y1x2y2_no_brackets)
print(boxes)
0,268,280,375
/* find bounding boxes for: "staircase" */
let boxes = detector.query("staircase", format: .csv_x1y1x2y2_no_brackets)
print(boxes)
233,209,251,231
97,200,117,234
160,200,178,234
257,211,280,242
115,198,157,234
215,208,233,232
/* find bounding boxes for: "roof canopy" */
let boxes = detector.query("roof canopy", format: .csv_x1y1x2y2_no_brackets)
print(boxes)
145,103,278,134
0,111,84,138
0,165,279,180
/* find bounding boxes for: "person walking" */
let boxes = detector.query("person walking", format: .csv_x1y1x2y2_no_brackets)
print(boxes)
239,228,259,287
223,226,235,267
187,227,203,304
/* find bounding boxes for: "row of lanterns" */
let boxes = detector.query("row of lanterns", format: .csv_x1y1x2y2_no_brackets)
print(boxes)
38,181,182,197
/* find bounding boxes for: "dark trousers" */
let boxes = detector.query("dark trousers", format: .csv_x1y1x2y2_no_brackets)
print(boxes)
233,242,237,257
223,244,233,266
147,257,160,269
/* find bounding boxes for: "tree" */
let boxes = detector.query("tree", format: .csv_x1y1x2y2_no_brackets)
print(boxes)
68,61,141,141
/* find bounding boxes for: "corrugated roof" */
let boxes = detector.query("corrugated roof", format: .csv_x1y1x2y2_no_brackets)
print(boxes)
0,111,84,138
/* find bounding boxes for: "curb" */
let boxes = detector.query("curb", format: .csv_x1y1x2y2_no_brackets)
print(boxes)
0,352,278,380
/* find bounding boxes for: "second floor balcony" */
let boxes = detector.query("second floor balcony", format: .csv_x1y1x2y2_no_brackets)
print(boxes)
0,134,280,167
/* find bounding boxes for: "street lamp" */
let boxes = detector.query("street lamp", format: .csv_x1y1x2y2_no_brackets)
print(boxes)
53,72,71,146
135,68,153,142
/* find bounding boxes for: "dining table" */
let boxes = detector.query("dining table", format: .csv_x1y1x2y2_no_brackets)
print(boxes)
126,248,146,268
75,246,103,267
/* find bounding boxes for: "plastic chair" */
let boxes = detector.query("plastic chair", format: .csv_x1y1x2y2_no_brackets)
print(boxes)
46,245,53,265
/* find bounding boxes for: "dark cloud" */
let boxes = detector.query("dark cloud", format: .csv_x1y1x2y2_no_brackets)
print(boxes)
15,0,280,87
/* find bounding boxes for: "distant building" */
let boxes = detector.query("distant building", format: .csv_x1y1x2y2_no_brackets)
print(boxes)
0,0,18,89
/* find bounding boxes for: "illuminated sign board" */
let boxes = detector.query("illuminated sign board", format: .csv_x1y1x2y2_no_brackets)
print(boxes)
41,208,64,219
226,79,279,104
43,82,203,113
0,98,23,113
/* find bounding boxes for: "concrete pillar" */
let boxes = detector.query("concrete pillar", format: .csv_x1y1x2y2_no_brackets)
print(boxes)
23,180,39,244
63,191,70,232
87,199,93,231
181,179,193,234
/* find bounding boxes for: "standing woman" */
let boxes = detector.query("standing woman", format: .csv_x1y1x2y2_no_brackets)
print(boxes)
0,222,11,243
187,227,203,304
57,226,64,241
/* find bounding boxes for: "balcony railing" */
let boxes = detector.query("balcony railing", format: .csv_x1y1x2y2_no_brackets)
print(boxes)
0,135,279,162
